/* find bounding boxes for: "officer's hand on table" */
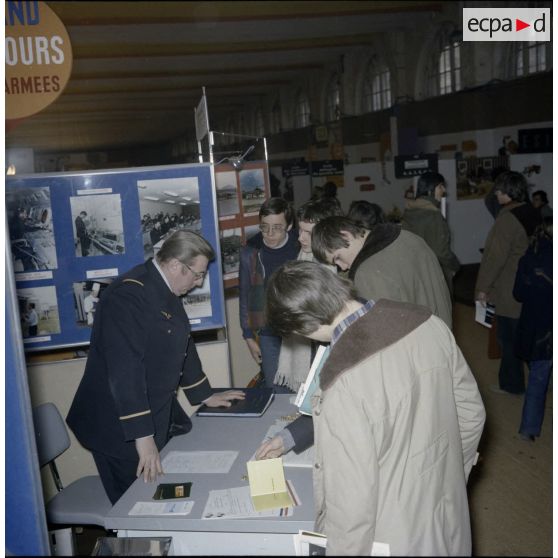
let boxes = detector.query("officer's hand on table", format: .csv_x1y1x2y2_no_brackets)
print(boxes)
255,435,285,460
204,390,246,408
135,435,163,482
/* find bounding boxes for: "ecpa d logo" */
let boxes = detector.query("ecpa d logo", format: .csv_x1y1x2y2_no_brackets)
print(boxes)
463,8,550,41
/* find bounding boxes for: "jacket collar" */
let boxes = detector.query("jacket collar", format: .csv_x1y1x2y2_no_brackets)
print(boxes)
320,299,432,391
405,197,439,211
349,223,401,280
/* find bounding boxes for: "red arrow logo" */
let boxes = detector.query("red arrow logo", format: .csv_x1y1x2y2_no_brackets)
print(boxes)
516,19,530,31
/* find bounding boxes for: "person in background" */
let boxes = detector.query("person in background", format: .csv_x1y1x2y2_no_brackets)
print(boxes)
273,198,342,392
401,172,460,293
312,216,452,328
264,261,485,556
75,211,91,257
238,197,299,392
514,217,552,441
83,282,101,326
475,171,541,395
531,190,552,219
347,199,386,229
25,303,39,336
484,166,509,219
67,230,245,504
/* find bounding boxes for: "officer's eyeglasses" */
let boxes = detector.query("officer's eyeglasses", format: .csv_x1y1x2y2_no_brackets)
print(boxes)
183,263,207,281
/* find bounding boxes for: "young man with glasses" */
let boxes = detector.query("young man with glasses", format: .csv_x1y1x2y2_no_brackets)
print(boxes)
67,230,245,504
239,197,299,392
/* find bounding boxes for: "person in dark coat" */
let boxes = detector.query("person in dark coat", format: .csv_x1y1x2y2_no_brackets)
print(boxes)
238,197,299,392
475,171,542,395
67,230,244,504
514,217,553,440
75,211,91,256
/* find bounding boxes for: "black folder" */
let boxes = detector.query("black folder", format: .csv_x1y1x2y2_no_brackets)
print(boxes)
196,388,274,417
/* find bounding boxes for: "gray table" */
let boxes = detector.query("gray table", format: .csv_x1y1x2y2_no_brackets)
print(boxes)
104,394,315,555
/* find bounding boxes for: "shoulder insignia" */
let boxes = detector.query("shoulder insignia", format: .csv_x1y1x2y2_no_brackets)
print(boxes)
122,278,144,287
161,311,172,320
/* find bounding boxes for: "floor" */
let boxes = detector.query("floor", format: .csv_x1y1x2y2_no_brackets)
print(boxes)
74,266,553,556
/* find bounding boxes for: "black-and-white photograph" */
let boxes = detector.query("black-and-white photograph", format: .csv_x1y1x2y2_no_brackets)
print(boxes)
73,279,113,328
138,176,202,261
239,168,266,215
220,227,241,278
17,286,60,337
70,194,126,257
182,281,212,320
215,171,240,217
6,186,58,272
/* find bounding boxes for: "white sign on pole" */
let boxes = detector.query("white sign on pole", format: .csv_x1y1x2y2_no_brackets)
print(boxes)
195,91,210,141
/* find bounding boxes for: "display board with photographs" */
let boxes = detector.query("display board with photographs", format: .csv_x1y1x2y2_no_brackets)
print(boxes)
214,161,270,289
7,164,225,351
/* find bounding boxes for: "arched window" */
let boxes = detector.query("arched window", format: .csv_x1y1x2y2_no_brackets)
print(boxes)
326,74,341,122
295,89,311,128
270,100,281,134
424,25,463,97
438,39,461,95
515,42,550,76
362,58,392,112
254,106,265,137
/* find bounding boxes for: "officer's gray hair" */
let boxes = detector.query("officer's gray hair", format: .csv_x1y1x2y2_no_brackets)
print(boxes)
156,230,214,266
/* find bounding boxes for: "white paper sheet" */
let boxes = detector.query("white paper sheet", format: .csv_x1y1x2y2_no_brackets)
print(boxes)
128,500,194,516
161,450,238,474
201,484,294,519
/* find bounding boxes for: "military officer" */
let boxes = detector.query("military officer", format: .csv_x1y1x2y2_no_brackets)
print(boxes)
67,230,244,504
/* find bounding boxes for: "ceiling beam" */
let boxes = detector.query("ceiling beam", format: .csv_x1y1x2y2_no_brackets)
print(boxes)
50,2,443,25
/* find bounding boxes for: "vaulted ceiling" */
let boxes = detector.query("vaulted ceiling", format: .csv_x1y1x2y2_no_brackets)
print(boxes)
5,1,443,154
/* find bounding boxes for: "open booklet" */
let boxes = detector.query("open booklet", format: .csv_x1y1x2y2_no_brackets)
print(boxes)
294,345,330,416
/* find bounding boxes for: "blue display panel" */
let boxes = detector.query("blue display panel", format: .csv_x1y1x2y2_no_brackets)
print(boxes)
6,163,225,351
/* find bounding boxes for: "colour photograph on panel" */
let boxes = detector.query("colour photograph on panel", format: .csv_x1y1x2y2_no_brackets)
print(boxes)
137,176,202,261
73,279,113,328
69,193,126,257
239,168,266,216
17,286,60,338
220,227,241,280
6,186,58,272
215,170,240,218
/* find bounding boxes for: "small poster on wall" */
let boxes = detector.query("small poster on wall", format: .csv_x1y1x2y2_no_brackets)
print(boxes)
310,160,344,195
455,156,508,200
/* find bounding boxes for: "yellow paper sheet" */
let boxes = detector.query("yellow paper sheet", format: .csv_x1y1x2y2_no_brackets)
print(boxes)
246,457,294,511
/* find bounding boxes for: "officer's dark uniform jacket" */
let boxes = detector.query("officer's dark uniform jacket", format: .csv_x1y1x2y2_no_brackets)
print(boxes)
67,259,212,460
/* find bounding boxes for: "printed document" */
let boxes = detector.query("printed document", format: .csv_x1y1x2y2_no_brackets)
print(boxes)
161,450,238,474
128,500,194,516
202,484,295,519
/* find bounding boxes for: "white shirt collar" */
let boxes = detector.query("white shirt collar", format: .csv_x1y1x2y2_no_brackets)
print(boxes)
152,257,173,292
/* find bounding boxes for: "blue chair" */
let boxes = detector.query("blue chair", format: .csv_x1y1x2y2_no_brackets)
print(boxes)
33,402,112,554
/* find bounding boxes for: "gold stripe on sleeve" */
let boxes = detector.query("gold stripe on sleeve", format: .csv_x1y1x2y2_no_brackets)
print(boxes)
119,409,151,420
182,375,209,390
122,278,144,286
